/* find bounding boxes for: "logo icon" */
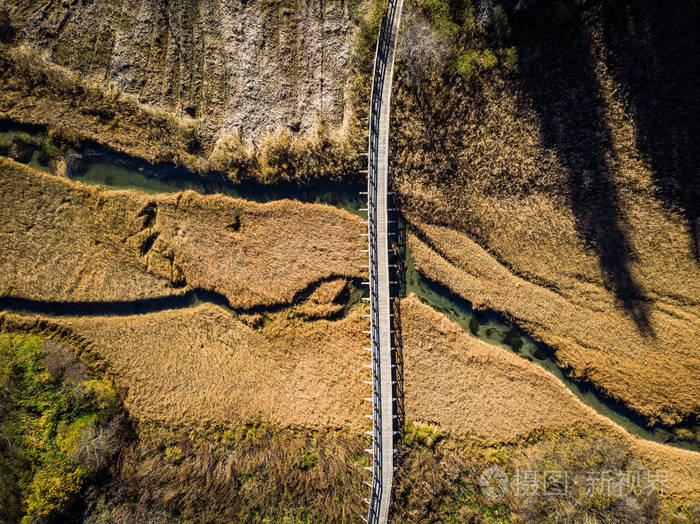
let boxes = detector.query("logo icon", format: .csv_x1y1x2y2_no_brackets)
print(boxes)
479,466,509,498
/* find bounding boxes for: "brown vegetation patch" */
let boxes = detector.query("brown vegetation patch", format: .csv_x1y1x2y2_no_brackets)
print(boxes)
407,221,700,428
1,295,604,443
2,296,700,505
391,0,700,430
0,158,364,308
104,423,366,523
1,304,369,431
400,295,591,443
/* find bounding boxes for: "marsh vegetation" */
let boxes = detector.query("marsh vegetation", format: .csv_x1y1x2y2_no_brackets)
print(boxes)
0,0,698,521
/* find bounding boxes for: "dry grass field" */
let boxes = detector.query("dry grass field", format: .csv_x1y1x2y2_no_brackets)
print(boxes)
406,218,700,429
3,303,370,431
400,295,589,442
400,296,700,505
2,0,698,519
1,159,698,517
2,295,699,504
2,0,355,148
391,0,700,431
1,154,698,515
0,158,364,308
0,295,591,438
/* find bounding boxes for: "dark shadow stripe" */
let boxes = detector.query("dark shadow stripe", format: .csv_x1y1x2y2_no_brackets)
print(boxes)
0,275,365,318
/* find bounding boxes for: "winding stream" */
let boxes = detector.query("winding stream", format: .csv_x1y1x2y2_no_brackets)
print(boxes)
1,124,696,451
403,250,697,450
0,123,366,213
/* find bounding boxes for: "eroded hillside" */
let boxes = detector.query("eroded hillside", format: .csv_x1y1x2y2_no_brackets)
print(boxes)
7,0,354,145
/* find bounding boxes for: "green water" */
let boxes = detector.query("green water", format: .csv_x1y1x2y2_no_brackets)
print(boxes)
403,249,698,450
1,125,696,450
79,163,182,193
72,160,366,214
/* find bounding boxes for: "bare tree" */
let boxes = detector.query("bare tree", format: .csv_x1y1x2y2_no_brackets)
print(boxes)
73,417,126,473
476,0,497,29
398,13,449,85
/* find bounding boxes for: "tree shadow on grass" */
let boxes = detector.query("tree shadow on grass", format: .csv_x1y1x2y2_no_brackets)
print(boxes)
598,0,700,261
511,1,653,336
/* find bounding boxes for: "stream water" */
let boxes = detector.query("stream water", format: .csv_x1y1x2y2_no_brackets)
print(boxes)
1,124,696,450
0,124,366,213
403,250,697,450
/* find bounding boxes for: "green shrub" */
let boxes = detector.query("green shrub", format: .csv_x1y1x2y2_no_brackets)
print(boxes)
40,134,61,159
513,431,662,523
404,0,516,80
352,0,387,71
455,47,498,78
416,0,459,40
164,445,184,464
403,421,442,448
348,453,369,469
498,46,518,71
256,120,358,184
296,450,318,471
0,334,125,522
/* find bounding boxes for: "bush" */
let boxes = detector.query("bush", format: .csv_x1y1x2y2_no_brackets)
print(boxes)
402,0,517,80
164,445,184,464
0,133,9,156
0,334,126,522
497,45,518,71
209,131,253,183
415,0,459,40
256,119,359,184
42,340,77,381
403,421,442,448
455,47,498,77
399,12,450,85
351,0,387,72
513,431,662,523
258,128,298,184
296,450,318,471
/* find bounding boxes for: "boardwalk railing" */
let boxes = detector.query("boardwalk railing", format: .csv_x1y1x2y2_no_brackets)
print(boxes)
362,0,403,522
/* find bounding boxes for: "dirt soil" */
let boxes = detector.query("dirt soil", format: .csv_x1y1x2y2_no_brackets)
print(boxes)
4,0,354,147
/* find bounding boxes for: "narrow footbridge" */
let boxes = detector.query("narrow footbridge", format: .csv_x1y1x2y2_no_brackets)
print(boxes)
362,0,403,522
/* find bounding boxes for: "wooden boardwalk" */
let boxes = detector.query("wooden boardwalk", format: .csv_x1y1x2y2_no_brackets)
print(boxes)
363,0,403,522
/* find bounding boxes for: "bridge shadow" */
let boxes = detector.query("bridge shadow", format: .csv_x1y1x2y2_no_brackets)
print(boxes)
511,1,653,336
598,0,700,261
389,186,406,440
